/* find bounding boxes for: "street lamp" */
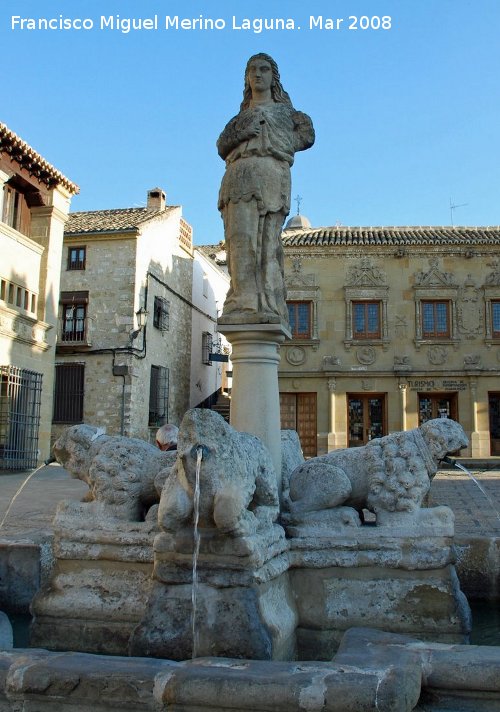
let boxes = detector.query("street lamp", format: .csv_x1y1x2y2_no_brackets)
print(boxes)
130,307,149,341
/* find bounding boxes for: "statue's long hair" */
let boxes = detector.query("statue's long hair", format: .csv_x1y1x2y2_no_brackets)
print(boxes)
240,53,293,110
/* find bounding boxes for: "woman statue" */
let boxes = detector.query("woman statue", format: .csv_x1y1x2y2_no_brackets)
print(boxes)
217,53,315,326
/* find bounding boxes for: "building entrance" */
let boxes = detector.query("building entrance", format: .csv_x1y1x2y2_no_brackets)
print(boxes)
488,393,500,456
347,394,386,447
418,393,458,424
280,392,317,457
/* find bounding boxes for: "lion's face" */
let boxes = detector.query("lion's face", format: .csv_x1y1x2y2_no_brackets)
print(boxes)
53,424,100,478
420,418,468,463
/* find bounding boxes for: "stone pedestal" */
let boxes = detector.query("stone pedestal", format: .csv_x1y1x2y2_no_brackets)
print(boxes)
30,501,156,655
129,524,297,661
287,512,471,660
218,323,290,492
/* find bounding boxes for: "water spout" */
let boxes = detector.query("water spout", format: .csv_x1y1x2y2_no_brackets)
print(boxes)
451,461,500,522
191,446,203,659
0,462,48,531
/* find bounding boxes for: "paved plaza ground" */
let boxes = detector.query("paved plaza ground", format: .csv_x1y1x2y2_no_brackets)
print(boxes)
0,461,500,541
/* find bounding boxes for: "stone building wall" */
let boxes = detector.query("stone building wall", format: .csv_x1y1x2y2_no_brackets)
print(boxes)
280,229,500,457
130,209,194,438
1,133,77,466
54,204,195,444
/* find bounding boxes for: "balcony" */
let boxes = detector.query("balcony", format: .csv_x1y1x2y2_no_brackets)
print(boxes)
57,316,91,348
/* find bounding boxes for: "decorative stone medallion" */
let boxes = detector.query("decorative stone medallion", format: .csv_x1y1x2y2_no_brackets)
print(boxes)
286,346,306,366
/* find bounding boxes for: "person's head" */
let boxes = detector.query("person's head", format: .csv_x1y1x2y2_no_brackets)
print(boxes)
155,423,179,451
240,53,292,110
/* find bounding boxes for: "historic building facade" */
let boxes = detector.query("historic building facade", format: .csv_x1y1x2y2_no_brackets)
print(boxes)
0,122,78,469
279,224,500,458
53,188,229,445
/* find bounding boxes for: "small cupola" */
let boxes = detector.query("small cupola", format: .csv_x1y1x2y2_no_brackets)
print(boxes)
285,213,312,229
147,187,166,210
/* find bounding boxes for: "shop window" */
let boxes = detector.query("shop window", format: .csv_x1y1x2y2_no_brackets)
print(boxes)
418,393,457,424
287,301,312,339
68,246,86,270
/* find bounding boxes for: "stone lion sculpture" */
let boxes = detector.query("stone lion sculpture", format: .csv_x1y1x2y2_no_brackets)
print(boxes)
158,408,279,537
284,418,468,530
52,425,176,521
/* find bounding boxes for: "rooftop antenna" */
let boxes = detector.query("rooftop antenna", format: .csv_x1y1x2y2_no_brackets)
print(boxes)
450,197,468,226
294,194,302,215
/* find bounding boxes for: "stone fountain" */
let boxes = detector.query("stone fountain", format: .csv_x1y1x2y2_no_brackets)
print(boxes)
3,53,497,712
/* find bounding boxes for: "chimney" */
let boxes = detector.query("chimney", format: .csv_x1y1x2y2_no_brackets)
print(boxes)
147,187,166,210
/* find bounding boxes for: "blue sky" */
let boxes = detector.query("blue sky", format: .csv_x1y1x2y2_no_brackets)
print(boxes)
2,0,499,243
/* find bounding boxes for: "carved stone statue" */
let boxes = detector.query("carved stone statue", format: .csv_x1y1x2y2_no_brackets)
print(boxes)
158,408,279,536
52,424,176,521
217,53,314,325
283,418,468,530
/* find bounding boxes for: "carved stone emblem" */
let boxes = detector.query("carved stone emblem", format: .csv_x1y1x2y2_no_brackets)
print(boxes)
464,354,481,369
395,315,408,338
285,257,316,288
286,346,306,366
427,345,447,365
346,258,386,287
485,260,500,286
356,345,376,365
457,275,483,338
415,258,456,287
322,355,341,369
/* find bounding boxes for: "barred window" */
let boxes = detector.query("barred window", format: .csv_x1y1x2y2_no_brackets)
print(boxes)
53,363,85,424
149,365,169,426
0,366,43,470
202,332,213,365
153,296,169,331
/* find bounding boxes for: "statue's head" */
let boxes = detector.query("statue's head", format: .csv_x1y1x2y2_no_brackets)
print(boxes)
241,53,292,110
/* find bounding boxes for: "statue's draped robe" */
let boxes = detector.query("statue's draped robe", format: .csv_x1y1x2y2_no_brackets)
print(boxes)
217,102,314,324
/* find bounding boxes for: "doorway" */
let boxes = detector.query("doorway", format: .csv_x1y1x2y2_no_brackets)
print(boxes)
347,394,386,447
488,393,500,456
418,393,458,424
280,392,317,457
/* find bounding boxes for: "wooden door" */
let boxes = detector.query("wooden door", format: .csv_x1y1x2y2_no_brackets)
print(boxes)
280,392,317,457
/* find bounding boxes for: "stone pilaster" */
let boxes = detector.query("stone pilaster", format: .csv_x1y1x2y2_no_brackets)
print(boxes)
327,377,337,451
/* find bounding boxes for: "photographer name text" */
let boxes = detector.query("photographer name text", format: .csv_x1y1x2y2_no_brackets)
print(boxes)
10,14,393,34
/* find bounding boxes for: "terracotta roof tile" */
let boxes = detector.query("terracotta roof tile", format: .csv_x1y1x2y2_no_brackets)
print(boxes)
0,122,78,194
282,225,500,247
65,207,176,235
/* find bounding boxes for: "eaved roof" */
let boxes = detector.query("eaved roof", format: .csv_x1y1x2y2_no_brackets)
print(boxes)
0,122,79,194
282,225,500,247
65,206,176,235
